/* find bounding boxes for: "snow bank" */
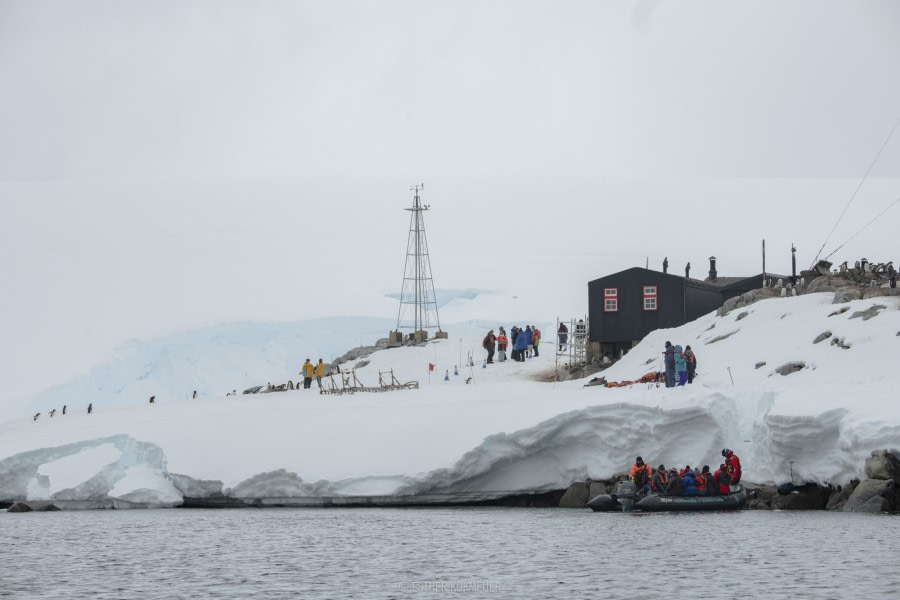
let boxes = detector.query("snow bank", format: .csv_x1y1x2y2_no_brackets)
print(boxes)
1,293,898,507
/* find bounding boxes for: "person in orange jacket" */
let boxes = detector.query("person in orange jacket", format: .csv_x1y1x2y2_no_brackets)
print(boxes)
496,327,509,362
629,456,652,494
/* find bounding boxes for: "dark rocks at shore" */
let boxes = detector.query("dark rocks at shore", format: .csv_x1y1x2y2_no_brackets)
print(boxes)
837,450,900,512
560,478,623,508
559,482,591,508
7,501,60,513
825,481,859,510
842,479,896,513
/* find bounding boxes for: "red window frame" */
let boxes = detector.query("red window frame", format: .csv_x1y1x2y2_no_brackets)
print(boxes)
643,285,658,311
604,288,618,312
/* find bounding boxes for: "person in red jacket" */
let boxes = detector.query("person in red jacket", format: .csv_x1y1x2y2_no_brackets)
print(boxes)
713,463,731,495
722,448,742,484
496,328,509,362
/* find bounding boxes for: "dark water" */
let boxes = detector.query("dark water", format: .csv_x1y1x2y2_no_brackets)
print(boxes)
1,508,897,599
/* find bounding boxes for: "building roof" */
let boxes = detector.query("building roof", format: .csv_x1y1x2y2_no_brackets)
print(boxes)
702,276,749,287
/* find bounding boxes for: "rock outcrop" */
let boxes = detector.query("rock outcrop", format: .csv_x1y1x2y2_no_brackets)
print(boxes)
558,482,590,508
865,450,900,484
842,479,896,513
7,501,60,512
768,484,830,510
716,289,777,317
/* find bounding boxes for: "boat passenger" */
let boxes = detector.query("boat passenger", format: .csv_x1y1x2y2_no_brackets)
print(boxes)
681,466,698,496
700,465,716,496
651,464,668,493
722,449,742,484
714,463,731,495
665,468,683,496
694,465,708,496
628,456,652,495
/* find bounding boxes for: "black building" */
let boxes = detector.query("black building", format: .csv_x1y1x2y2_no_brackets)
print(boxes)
587,258,772,357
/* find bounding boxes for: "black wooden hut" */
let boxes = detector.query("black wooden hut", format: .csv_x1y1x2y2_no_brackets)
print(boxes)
587,258,770,357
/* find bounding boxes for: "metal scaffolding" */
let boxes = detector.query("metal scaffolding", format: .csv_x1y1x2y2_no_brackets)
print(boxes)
395,184,442,336
555,316,589,372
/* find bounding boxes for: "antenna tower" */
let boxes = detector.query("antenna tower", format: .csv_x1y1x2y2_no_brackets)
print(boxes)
395,184,442,337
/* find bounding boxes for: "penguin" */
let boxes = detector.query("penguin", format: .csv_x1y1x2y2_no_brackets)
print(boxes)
33,413,40,421
87,403,93,414
49,409,56,417
149,396,155,404
62,405,67,415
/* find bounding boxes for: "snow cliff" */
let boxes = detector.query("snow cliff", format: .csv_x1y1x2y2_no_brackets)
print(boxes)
1,293,898,507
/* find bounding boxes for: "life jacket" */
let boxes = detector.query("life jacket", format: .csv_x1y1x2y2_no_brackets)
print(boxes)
695,471,707,492
629,463,651,487
651,470,668,492
496,335,508,350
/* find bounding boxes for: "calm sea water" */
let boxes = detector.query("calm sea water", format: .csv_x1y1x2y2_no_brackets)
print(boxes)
1,507,897,599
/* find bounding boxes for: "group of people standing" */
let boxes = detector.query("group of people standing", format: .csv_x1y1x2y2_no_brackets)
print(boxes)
662,341,697,387
483,325,541,364
299,358,326,389
629,449,742,497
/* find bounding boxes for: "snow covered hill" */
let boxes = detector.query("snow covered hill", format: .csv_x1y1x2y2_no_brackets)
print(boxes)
1,293,898,508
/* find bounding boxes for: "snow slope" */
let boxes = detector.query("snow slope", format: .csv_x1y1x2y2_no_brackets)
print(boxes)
1,293,898,507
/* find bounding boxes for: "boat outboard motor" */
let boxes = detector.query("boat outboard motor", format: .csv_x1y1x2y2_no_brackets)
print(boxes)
616,481,637,512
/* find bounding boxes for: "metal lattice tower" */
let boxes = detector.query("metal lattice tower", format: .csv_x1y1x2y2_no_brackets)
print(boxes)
395,184,442,334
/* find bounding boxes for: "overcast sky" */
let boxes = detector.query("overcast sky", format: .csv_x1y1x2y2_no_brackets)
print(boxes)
2,1,899,396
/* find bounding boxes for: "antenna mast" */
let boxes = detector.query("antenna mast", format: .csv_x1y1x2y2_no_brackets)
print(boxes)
395,184,442,339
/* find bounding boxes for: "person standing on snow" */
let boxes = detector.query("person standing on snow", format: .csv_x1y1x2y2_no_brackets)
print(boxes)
496,328,509,362
315,359,326,389
483,330,496,364
524,326,534,358
513,326,529,362
300,359,315,389
684,345,697,384
663,341,676,387
674,344,688,386
557,322,568,352
531,325,541,357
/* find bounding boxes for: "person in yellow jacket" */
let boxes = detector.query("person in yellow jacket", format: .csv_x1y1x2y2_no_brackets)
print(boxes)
300,359,314,389
314,358,326,389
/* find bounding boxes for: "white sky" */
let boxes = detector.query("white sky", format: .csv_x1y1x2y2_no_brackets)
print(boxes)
1,1,899,395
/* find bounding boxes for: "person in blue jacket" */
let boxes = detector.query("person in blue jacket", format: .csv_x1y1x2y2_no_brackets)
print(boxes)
514,326,530,362
662,341,676,387
523,326,534,358
673,344,688,386
681,466,698,496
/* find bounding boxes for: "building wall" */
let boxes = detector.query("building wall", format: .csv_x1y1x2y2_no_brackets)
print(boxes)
588,268,686,344
684,283,726,322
